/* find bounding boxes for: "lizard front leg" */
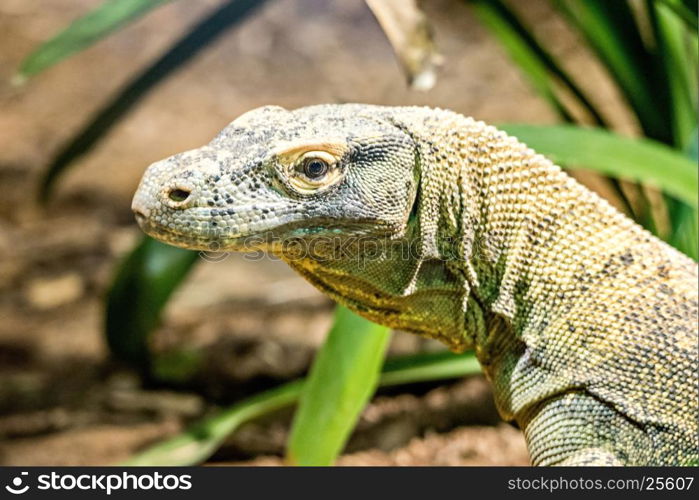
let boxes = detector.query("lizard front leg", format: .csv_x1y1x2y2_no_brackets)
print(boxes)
522,392,653,466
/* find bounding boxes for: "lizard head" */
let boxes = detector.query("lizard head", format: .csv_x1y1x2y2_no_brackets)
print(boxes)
132,104,418,255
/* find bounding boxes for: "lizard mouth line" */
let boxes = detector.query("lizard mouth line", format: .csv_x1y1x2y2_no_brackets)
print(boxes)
131,202,295,249
136,213,397,253
135,217,262,252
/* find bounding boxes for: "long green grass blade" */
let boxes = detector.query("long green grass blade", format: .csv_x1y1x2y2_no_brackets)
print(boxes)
39,0,269,201
647,0,698,258
380,350,480,386
500,124,698,207
471,0,571,121
657,0,699,30
106,235,198,371
17,0,175,81
122,348,481,466
648,0,698,150
668,131,699,259
287,307,391,466
554,0,671,143
471,0,605,125
667,201,698,260
471,0,641,221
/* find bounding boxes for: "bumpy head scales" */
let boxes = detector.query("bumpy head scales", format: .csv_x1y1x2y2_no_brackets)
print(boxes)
132,104,418,253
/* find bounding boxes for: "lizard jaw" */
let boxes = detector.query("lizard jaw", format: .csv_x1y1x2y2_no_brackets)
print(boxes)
134,217,271,253
131,199,244,251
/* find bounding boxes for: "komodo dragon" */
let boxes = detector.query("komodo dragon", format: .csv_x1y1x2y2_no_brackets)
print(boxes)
132,104,698,465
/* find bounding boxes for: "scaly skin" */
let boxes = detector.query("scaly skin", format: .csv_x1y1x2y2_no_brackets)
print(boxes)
132,104,698,465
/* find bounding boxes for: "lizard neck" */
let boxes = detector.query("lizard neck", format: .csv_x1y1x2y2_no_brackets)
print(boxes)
387,108,637,355
419,114,698,427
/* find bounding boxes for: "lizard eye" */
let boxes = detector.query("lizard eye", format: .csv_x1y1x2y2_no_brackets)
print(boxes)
291,151,338,190
274,146,345,194
303,157,329,179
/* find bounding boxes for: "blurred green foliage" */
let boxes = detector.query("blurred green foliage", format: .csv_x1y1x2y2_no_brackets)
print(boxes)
17,0,174,81
106,237,198,373
19,0,698,465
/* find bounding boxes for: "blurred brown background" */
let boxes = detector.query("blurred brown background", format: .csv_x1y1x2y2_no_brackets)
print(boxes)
0,0,609,465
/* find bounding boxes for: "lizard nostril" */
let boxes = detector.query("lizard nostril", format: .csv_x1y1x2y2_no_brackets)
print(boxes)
131,199,150,222
167,187,191,203
133,209,147,222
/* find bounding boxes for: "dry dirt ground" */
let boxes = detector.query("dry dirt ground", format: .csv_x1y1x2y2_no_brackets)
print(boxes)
0,0,628,466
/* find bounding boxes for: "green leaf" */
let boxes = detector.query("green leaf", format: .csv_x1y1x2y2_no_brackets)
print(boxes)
470,0,640,221
648,0,698,150
471,0,572,121
667,201,698,260
668,130,699,259
657,0,699,31
17,0,175,81
685,128,699,162
471,0,607,125
648,0,698,256
105,235,198,370
121,347,481,466
39,0,269,201
287,307,391,465
380,349,480,387
500,124,698,207
554,0,672,143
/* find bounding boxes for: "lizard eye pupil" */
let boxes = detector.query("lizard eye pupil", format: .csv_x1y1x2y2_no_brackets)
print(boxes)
303,158,329,179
